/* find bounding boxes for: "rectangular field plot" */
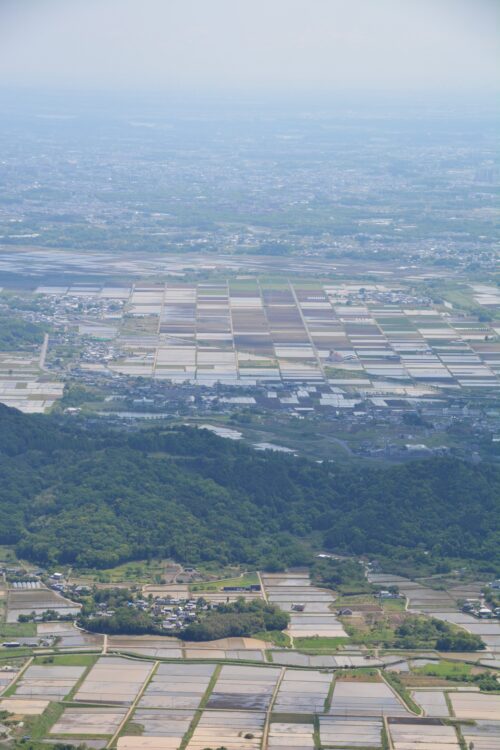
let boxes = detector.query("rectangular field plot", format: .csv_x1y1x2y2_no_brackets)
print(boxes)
462,720,500,750
186,710,264,750
448,692,500,720
0,698,50,715
6,587,80,622
320,716,382,748
11,663,86,700
207,664,280,710
118,738,186,750
268,722,315,749
107,635,182,659
288,613,347,638
0,668,17,693
411,690,450,717
74,656,153,704
260,572,347,638
138,663,215,709
273,669,332,713
389,720,460,750
50,706,128,735
118,709,195,749
329,680,409,717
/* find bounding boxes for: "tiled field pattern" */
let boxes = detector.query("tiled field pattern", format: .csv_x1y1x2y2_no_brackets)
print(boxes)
329,680,409,717
138,663,214,709
207,664,281,710
74,656,153,704
6,586,81,622
411,690,450,717
10,664,85,700
461,720,500,750
389,720,460,750
260,571,348,639
448,692,500,720
320,716,383,747
267,721,315,749
368,572,500,665
186,709,265,750
118,709,195,749
6,280,495,418
273,669,332,713
50,706,128,735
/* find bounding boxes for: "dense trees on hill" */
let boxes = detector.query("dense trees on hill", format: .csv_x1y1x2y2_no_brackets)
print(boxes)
0,312,46,349
395,616,485,651
0,404,499,571
180,600,289,641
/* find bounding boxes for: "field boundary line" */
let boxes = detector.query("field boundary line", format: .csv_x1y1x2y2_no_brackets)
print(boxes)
262,665,285,749
0,654,33,697
179,662,222,750
383,715,394,750
258,571,268,602
106,658,158,749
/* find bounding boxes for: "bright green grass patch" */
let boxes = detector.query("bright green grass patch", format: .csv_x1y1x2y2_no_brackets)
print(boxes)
0,621,37,637
34,653,98,667
20,701,65,741
333,594,378,607
384,672,422,715
324,366,366,379
0,647,32,661
413,660,472,679
190,572,259,592
382,598,407,612
295,636,350,651
74,558,166,584
253,630,291,648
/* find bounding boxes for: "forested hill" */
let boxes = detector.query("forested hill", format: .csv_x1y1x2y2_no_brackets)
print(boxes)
0,404,499,571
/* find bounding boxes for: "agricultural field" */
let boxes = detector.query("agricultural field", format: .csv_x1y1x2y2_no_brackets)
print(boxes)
0,349,63,414
0,566,498,748
28,279,500,392
2,271,499,422
388,719,461,750
260,572,348,640
6,584,81,623
328,678,410,717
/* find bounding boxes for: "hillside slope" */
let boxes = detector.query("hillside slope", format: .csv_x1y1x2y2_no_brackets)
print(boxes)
0,404,498,570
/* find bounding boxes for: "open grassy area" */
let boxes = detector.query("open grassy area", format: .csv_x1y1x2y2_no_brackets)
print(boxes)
190,572,259,592
295,636,350,651
15,701,65,741
382,598,407,612
73,558,167,585
333,594,379,607
412,660,472,680
0,621,37,638
253,629,292,648
384,672,423,715
34,653,98,667
341,615,396,646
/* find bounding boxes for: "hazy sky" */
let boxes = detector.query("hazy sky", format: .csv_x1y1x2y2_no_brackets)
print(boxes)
0,0,498,95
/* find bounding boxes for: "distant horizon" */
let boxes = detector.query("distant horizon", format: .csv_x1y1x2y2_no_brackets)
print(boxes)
1,0,497,96
1,85,499,111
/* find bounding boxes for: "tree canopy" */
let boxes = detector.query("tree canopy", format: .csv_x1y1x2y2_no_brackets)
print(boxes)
0,404,499,571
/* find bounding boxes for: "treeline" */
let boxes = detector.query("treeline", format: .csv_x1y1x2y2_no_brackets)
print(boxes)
180,600,289,642
81,606,156,636
0,312,46,350
0,404,499,571
395,616,485,651
310,558,372,594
